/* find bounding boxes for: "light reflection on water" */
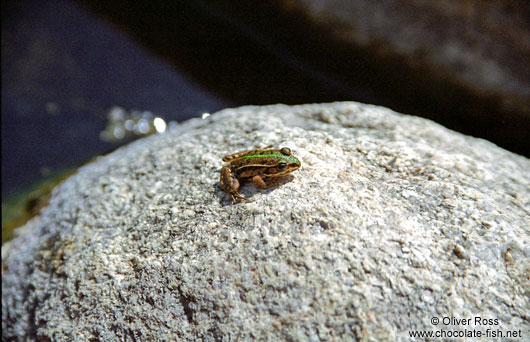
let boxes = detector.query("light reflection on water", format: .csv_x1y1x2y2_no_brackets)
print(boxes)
99,107,172,142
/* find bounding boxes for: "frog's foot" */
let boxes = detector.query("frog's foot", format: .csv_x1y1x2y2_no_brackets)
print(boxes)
230,192,251,203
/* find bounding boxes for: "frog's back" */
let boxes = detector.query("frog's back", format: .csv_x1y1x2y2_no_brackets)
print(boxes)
222,148,265,162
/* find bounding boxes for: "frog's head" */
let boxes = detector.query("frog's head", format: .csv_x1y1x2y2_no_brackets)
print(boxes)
264,147,301,177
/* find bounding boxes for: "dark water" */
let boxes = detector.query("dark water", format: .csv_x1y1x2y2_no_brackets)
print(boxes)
1,0,229,198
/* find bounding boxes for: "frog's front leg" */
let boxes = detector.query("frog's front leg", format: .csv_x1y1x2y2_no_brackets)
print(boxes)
251,175,290,189
251,175,271,189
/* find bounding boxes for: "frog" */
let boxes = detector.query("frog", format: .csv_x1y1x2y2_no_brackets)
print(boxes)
220,147,301,202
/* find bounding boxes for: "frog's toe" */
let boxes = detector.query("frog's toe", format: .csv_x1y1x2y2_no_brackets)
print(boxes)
232,192,251,203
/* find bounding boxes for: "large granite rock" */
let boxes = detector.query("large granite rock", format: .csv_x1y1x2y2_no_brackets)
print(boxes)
2,102,529,341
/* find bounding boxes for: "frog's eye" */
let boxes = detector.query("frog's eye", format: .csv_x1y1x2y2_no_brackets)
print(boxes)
280,147,291,155
278,162,287,170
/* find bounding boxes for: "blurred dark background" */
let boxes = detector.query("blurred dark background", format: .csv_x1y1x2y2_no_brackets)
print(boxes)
2,0,529,201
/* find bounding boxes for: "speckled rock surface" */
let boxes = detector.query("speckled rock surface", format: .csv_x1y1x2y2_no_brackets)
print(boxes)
2,102,529,341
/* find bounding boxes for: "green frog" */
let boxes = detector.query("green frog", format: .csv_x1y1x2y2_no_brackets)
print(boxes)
220,147,301,202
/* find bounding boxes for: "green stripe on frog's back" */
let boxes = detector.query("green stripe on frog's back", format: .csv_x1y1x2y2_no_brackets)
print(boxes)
230,150,300,170
240,151,299,164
